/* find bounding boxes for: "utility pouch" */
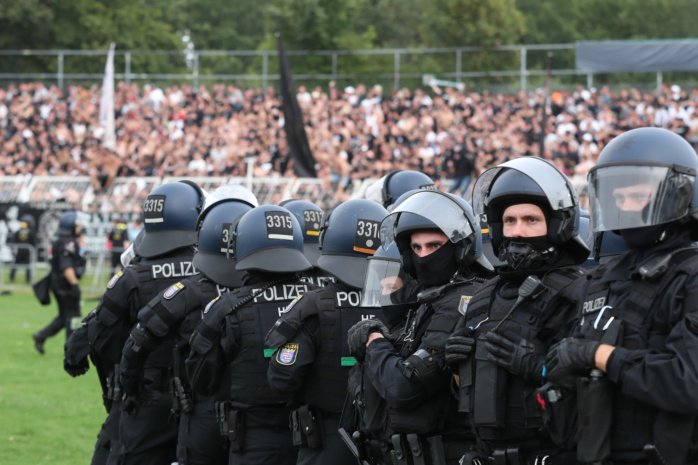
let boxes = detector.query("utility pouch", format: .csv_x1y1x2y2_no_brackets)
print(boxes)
298,404,324,449
576,370,612,463
290,408,304,446
215,401,229,439
472,337,505,428
228,408,245,453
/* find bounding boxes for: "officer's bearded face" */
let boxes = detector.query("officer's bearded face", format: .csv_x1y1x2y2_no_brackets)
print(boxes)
611,183,655,212
502,203,547,238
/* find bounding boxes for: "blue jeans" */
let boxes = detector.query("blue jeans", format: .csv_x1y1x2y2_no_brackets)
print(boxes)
449,176,472,197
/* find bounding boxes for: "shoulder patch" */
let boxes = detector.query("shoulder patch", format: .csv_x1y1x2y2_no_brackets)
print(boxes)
164,282,185,300
107,271,123,289
204,296,220,314
459,295,472,315
280,295,303,314
276,343,299,365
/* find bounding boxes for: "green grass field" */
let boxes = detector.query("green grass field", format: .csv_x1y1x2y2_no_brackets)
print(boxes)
0,289,106,464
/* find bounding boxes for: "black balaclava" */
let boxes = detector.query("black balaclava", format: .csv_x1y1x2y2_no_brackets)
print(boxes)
412,239,459,288
615,207,667,250
618,225,667,250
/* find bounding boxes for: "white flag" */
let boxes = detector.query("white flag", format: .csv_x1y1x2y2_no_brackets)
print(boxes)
99,42,116,151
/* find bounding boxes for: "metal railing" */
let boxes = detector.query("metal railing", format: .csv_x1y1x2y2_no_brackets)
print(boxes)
0,43,627,92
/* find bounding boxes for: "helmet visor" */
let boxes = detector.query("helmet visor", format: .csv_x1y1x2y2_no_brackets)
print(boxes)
471,158,577,222
380,191,475,249
588,165,695,232
360,257,420,308
365,175,388,206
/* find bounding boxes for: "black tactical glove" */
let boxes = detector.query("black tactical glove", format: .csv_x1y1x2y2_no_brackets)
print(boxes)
347,319,391,361
63,325,91,377
484,331,545,381
444,326,476,370
63,356,90,377
545,337,600,385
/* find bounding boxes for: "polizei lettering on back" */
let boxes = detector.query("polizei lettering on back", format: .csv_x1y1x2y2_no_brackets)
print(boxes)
336,291,362,307
151,261,197,279
252,284,311,303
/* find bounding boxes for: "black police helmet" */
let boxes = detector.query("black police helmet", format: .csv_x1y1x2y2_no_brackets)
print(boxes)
278,199,324,266
234,205,312,273
193,199,254,288
58,210,89,237
138,180,206,258
588,127,698,234
317,199,389,288
472,157,589,264
366,170,436,209
384,190,492,278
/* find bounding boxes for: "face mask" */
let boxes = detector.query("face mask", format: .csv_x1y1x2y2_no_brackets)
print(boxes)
619,224,666,249
498,236,557,271
412,240,459,288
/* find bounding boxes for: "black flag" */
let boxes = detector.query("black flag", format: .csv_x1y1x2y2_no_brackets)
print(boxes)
276,32,317,178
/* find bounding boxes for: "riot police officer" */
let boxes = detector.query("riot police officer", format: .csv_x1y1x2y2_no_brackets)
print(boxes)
186,205,315,465
347,191,493,465
342,241,422,465
33,210,88,354
265,199,389,465
119,193,255,465
447,157,589,464
10,213,36,283
365,169,437,210
545,127,698,464
280,199,335,287
65,180,205,465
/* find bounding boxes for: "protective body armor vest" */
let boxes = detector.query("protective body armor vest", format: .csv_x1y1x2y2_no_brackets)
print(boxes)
88,250,196,366
140,273,231,380
227,279,313,406
577,247,698,463
389,278,482,435
462,267,584,445
267,282,384,414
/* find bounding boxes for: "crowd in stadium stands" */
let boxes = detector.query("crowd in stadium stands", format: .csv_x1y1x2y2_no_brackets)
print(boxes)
2,80,698,205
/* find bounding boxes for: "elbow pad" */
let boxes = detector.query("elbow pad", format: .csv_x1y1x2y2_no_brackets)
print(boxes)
402,349,445,392
128,323,160,354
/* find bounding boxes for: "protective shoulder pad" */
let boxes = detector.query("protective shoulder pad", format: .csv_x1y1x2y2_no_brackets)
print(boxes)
264,292,319,349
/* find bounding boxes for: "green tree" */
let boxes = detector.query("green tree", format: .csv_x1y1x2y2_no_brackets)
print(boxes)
152,0,269,76
0,0,181,74
252,0,376,79
356,0,425,48
419,0,526,73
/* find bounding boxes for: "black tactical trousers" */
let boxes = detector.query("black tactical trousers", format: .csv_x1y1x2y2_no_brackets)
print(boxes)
107,389,177,465
90,401,122,465
37,286,81,340
296,417,356,465
229,425,298,465
177,398,227,465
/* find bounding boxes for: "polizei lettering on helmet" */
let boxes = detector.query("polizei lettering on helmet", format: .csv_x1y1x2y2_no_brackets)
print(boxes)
151,261,197,279
252,284,311,303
